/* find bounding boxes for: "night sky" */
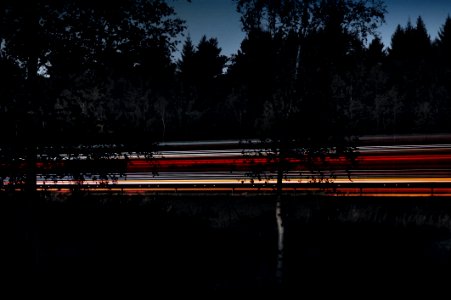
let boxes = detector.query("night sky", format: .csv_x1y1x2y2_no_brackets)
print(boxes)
173,0,451,59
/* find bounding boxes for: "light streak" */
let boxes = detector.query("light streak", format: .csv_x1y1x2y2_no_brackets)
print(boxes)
4,142,451,197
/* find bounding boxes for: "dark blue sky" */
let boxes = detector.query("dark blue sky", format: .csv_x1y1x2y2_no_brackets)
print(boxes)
172,0,451,59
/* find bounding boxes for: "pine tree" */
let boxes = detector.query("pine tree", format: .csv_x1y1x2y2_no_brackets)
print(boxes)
178,36,196,84
436,15,451,65
414,16,431,59
366,36,386,64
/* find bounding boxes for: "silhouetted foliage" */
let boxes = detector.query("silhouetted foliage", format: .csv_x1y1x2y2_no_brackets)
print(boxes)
2,1,451,192
0,0,185,190
230,0,386,139
178,36,197,85
0,0,185,142
366,36,386,64
3,2,451,290
175,35,228,139
232,0,384,285
389,17,431,62
386,17,437,132
434,15,451,131
436,15,451,65
186,35,227,111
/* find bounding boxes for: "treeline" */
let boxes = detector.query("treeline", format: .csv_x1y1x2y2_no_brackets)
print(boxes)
349,16,451,135
1,0,450,145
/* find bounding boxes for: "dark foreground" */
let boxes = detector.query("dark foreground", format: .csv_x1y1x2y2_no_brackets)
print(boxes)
2,191,451,295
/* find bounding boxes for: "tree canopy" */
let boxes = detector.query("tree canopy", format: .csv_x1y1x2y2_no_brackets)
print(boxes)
0,0,450,144
0,0,186,144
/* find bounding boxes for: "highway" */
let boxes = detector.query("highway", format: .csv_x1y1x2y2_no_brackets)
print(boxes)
33,135,451,197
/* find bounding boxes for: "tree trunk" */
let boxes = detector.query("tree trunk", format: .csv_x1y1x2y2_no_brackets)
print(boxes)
275,155,284,286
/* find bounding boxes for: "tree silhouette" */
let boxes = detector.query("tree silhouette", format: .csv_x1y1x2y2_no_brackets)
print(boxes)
414,16,432,58
434,15,451,131
436,15,451,65
178,36,197,85
176,35,228,138
389,17,431,62
0,0,186,190
366,36,386,65
194,36,228,85
187,35,227,112
233,0,385,286
388,16,436,132
0,56,25,141
227,30,277,134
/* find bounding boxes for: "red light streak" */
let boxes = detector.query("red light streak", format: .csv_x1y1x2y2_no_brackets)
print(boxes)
4,143,451,197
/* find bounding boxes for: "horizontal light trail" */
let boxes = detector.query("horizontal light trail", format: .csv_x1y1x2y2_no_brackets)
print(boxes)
36,186,451,197
4,142,451,196
36,177,451,186
32,143,451,160
133,144,451,159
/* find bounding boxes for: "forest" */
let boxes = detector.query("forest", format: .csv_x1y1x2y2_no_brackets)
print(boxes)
2,1,451,292
0,0,450,147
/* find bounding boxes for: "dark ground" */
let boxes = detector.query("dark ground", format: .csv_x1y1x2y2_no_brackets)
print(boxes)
2,192,451,296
